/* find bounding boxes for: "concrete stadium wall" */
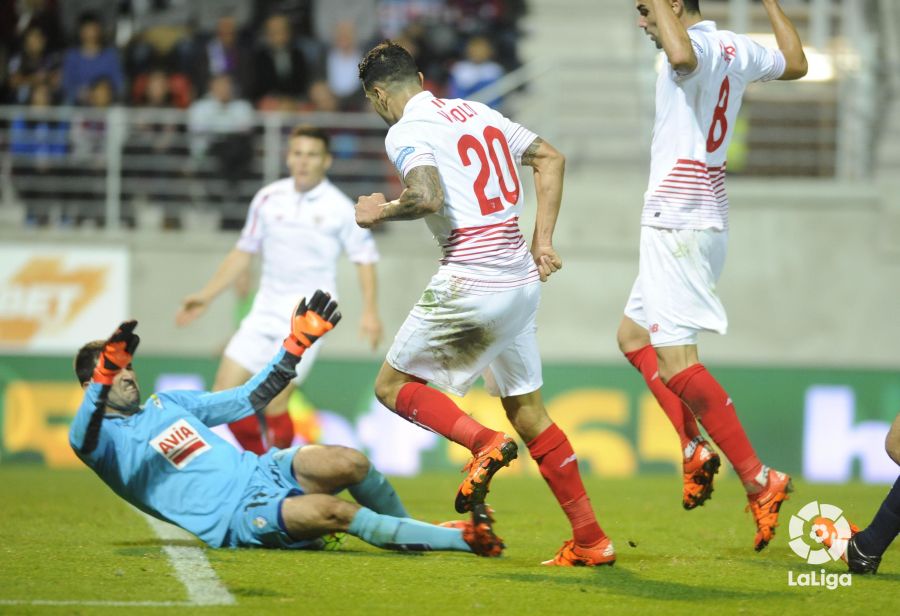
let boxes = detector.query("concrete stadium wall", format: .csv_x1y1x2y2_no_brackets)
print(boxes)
3,172,898,368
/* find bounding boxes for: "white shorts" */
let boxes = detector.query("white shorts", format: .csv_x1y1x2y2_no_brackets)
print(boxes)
624,226,728,347
224,313,322,385
386,273,543,397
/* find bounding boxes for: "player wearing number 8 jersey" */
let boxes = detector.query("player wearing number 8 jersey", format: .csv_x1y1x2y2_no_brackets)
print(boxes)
354,41,615,566
618,0,808,550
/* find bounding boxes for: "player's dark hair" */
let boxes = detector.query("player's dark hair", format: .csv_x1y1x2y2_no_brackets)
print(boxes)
358,40,420,91
683,0,701,14
75,340,104,384
289,124,331,151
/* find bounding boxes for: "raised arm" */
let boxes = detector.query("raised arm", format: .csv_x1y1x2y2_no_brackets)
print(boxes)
176,248,252,327
522,137,565,282
761,0,808,80
166,291,343,427
649,0,697,74
355,166,444,227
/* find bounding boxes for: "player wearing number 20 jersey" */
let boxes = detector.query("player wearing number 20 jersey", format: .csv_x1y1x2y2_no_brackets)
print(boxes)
355,41,616,566
618,0,807,551
385,92,540,293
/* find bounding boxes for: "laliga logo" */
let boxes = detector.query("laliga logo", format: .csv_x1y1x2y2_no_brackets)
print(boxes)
788,500,852,564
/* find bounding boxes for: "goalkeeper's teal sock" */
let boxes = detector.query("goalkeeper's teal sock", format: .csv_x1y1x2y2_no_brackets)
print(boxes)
348,508,470,552
348,466,409,518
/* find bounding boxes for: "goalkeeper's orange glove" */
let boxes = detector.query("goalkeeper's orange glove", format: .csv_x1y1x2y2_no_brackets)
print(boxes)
283,290,342,357
92,320,140,385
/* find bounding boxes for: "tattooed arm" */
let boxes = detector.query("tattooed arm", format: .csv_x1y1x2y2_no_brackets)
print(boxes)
355,166,444,228
521,136,565,282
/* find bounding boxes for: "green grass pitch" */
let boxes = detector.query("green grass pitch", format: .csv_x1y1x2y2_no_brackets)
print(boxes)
1,466,897,614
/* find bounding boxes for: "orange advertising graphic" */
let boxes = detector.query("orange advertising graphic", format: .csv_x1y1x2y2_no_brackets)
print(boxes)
0,246,128,352
0,257,106,342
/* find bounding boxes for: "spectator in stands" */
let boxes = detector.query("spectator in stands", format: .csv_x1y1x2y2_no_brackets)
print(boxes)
313,0,378,51
122,23,191,84
71,76,114,165
299,80,357,161
0,47,10,103
448,35,505,107
4,0,65,54
375,0,445,39
10,81,68,163
248,0,312,38
127,68,187,216
446,0,525,71
131,66,192,109
131,69,181,154
7,25,61,104
10,80,70,226
189,14,249,98
61,11,123,105
246,13,315,107
188,0,252,34
188,72,254,197
325,21,365,110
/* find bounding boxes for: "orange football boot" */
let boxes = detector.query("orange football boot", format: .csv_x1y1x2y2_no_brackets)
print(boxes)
746,468,793,551
542,537,616,567
683,440,721,510
455,433,518,513
442,504,504,557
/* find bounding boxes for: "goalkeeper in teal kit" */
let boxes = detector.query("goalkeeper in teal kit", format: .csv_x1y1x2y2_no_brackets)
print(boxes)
70,290,502,556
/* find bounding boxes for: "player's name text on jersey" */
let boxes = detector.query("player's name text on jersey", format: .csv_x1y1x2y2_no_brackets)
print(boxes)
431,98,480,124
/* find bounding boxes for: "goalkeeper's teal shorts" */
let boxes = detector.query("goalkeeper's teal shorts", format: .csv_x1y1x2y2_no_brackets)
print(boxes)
222,445,318,549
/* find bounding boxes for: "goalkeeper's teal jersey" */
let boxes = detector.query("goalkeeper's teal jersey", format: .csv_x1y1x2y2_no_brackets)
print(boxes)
69,349,298,547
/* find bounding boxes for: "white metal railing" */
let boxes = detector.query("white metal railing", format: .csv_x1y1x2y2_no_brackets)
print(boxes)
0,106,392,230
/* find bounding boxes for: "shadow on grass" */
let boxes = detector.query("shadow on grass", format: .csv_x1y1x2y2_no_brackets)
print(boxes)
485,567,795,601
719,548,900,581
231,586,287,598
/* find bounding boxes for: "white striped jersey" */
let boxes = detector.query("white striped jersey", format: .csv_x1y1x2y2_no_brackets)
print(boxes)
385,91,540,293
642,21,786,230
236,177,379,330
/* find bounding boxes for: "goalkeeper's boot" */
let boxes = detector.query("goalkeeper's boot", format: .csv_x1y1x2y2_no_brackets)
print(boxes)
455,433,518,514
542,537,616,567
746,467,793,551
683,439,721,510
812,516,880,573
455,503,504,557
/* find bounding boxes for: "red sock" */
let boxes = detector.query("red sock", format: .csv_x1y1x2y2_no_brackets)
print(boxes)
268,411,295,449
625,345,701,449
395,382,498,453
228,414,266,454
527,423,606,546
666,364,764,490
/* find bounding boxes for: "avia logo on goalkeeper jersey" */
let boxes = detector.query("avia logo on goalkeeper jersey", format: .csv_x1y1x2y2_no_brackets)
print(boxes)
150,419,210,469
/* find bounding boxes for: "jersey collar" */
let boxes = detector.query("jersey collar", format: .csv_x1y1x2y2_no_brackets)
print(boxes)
688,20,716,32
403,90,434,116
295,178,331,201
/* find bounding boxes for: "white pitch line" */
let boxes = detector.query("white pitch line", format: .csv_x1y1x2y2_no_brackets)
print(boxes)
0,510,236,608
140,512,236,606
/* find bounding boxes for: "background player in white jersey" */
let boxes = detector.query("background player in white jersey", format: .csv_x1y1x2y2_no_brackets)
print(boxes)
617,0,808,550
354,41,615,566
176,125,383,454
